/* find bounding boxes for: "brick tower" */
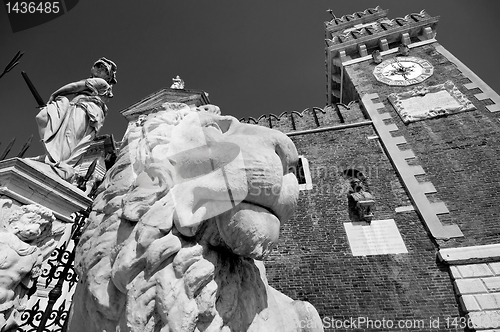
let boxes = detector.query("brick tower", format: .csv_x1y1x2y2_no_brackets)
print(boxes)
241,6,500,331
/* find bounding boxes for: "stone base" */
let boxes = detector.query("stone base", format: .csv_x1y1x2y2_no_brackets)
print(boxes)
440,245,500,330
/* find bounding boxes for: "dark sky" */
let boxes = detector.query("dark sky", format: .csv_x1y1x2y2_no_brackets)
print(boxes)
1,1,499,157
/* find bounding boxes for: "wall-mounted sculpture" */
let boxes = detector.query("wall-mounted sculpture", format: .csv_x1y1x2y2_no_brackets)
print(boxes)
344,170,375,223
348,178,375,223
0,199,64,331
68,102,324,332
34,58,117,181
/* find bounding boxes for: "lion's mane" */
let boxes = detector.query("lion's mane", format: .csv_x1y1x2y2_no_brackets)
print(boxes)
73,103,322,332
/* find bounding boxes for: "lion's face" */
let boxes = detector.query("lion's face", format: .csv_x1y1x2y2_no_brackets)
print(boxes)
161,109,299,258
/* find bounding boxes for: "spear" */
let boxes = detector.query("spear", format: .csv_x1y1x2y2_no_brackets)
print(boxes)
0,137,16,160
16,134,33,158
0,51,24,80
21,71,46,107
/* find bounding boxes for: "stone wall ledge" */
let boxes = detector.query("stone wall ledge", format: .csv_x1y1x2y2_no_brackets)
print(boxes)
438,244,500,265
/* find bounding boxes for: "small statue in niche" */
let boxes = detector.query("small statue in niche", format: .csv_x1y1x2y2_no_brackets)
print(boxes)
348,178,375,223
35,57,117,181
398,43,410,56
0,200,62,332
170,75,185,89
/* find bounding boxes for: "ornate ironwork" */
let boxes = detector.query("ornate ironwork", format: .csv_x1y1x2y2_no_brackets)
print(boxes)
15,134,114,332
0,51,23,80
16,209,90,332
0,137,16,160
16,135,33,158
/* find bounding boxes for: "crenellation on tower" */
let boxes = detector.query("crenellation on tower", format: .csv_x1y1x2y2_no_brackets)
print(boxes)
239,102,367,134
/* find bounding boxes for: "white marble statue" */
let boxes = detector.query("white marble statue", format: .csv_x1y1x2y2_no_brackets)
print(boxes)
68,103,324,332
0,200,63,332
35,58,117,181
170,75,185,89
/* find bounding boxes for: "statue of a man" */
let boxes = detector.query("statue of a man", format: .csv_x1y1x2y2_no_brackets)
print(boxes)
0,202,57,332
35,58,117,181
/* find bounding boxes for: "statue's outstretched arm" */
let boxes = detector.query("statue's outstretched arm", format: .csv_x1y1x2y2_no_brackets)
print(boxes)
48,79,88,103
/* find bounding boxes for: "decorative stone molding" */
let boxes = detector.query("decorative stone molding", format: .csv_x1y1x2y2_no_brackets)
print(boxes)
120,87,211,121
325,7,438,60
0,158,92,222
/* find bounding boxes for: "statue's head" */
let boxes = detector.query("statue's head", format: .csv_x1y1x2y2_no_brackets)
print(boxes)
91,57,117,85
105,102,299,258
8,204,55,242
350,178,364,192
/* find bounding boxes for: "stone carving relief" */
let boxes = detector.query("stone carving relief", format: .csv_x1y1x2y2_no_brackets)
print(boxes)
68,102,324,332
388,80,477,123
0,199,64,331
34,58,117,182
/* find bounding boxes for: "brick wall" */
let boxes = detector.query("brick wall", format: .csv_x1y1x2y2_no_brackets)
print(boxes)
264,124,460,331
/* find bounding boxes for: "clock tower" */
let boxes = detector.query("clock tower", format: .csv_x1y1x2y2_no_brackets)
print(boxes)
325,6,440,104
321,6,500,330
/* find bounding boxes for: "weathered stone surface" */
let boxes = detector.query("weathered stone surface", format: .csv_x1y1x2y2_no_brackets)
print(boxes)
439,244,500,264
455,278,487,295
0,199,64,331
460,295,481,312
68,103,323,332
467,310,500,330
344,219,407,256
388,80,476,124
457,264,494,278
491,263,500,276
485,278,500,292
476,294,500,311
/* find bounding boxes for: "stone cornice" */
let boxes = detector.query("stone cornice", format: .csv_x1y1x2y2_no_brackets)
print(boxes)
120,88,210,121
0,158,91,222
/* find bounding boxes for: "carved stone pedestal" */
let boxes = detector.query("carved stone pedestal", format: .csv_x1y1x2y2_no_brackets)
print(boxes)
0,158,92,221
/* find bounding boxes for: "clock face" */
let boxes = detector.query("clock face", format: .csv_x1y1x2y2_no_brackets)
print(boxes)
373,56,434,86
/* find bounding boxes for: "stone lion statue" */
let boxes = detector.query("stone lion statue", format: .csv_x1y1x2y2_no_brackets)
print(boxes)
68,103,323,332
0,200,63,332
